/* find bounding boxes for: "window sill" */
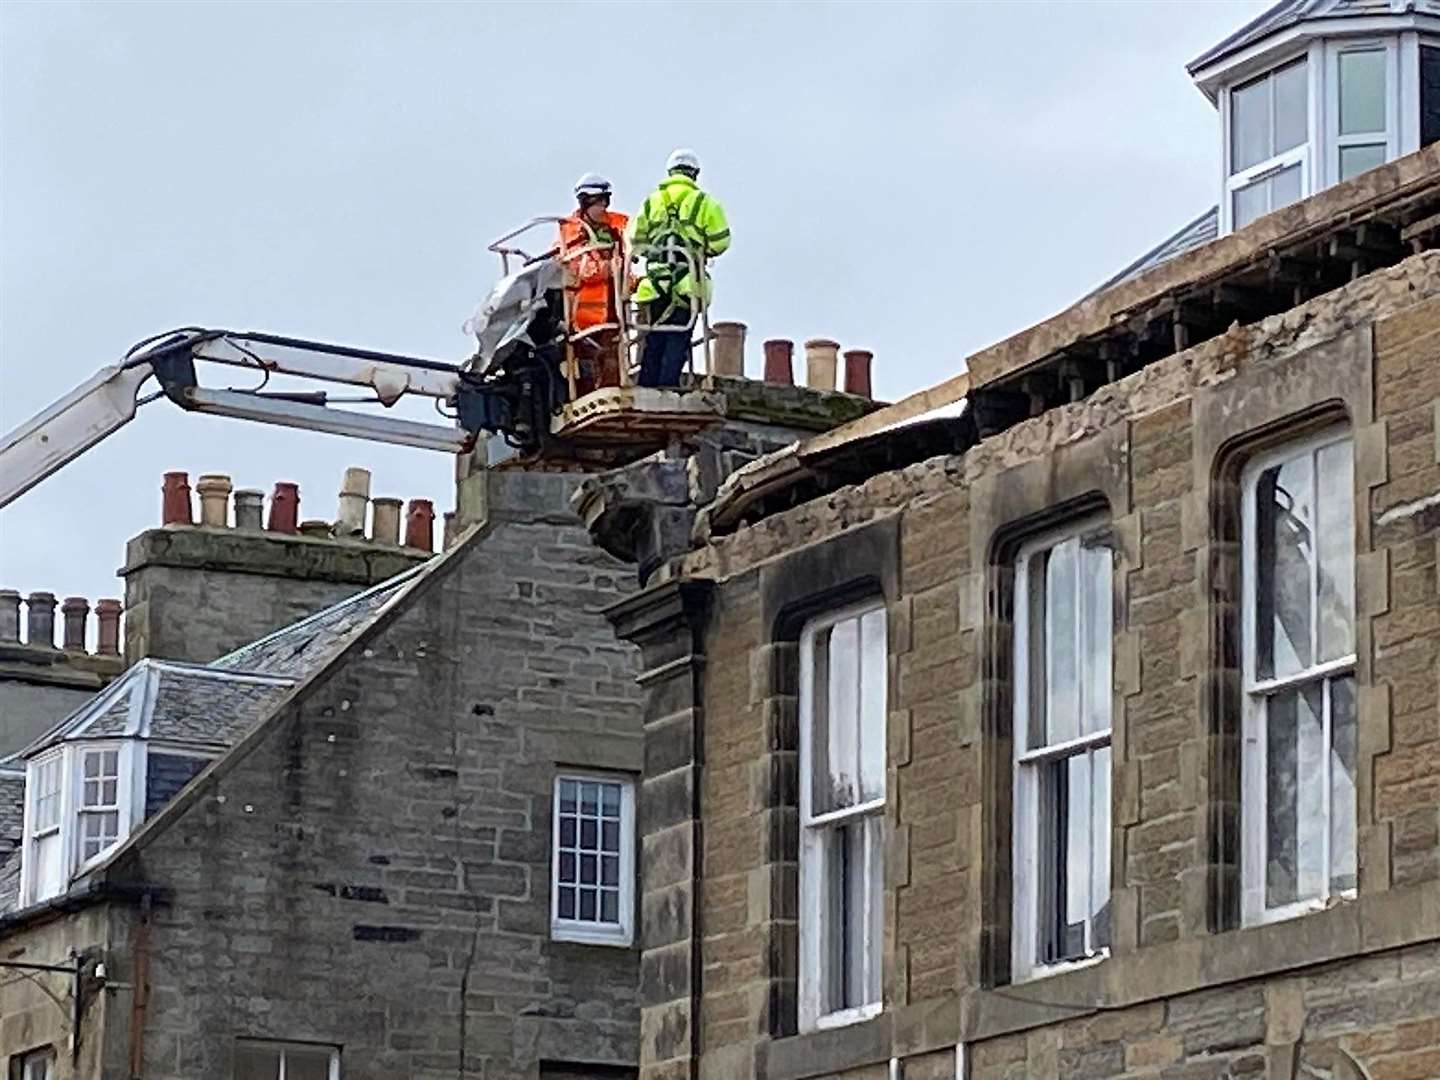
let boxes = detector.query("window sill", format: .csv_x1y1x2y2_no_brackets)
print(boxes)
550,921,633,948
1012,949,1109,984
810,1001,882,1031
764,1009,892,1080
1243,888,1357,928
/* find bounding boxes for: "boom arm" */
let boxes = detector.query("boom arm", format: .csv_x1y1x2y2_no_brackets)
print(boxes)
0,328,508,510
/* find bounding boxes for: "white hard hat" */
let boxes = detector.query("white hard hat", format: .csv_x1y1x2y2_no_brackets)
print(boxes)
574,172,612,198
666,148,701,174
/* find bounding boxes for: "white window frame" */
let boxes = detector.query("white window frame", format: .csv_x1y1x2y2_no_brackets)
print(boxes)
1222,51,1314,235
549,773,635,947
1240,426,1357,927
798,599,888,1032
234,1038,340,1080
14,1046,55,1080
1010,518,1114,983
20,740,145,907
1324,38,1401,187
75,745,124,868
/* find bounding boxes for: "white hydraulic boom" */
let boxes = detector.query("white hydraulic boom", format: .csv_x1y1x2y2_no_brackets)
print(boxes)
0,328,511,510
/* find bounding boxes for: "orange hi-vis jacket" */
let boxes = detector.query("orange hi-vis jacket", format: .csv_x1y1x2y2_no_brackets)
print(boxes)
558,210,629,331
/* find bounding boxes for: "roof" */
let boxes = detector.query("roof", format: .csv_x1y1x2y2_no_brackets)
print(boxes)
1189,0,1440,74
1094,207,1219,293
212,563,427,678
0,561,435,915
697,144,1440,534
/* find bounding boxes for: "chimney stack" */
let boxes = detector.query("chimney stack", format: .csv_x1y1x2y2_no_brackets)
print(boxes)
336,467,372,537
268,482,300,534
26,591,56,649
196,474,233,527
299,520,331,538
371,498,402,546
162,471,193,525
95,599,122,657
762,339,794,385
0,590,20,644
804,339,839,391
712,322,747,377
843,349,874,399
405,499,435,552
61,597,89,651
234,489,265,530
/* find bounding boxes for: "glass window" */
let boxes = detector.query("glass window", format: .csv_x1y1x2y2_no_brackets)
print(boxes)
1231,59,1308,175
234,1041,338,1080
1012,528,1113,979
551,775,634,945
31,757,61,833
1338,50,1386,135
1339,143,1387,181
1242,429,1356,925
77,747,121,863
16,1048,54,1080
1233,162,1304,229
800,602,887,1029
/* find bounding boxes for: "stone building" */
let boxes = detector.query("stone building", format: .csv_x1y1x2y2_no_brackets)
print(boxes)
579,44,1440,1080
0,376,873,1079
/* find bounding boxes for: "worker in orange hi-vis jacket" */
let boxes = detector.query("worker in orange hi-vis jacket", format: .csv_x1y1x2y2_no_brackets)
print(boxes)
558,173,629,396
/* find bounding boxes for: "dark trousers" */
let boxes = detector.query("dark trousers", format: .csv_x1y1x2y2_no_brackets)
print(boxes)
638,300,692,388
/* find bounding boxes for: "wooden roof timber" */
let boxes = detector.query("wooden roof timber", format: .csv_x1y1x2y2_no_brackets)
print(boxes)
702,144,1440,535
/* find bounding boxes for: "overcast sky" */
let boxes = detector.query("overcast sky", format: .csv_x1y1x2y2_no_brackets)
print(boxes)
0,0,1264,634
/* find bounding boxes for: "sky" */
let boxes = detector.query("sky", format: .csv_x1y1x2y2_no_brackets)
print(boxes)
0,0,1267,637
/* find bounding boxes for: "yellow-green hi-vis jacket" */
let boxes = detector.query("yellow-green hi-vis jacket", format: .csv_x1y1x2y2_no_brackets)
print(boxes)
628,173,731,305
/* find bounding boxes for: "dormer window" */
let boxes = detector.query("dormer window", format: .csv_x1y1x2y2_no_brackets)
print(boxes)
1334,46,1389,181
1191,1,1440,238
1229,58,1309,229
78,747,122,862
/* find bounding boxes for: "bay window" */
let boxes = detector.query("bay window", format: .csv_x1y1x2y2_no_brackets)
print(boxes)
1240,428,1356,925
1011,523,1113,981
799,601,887,1030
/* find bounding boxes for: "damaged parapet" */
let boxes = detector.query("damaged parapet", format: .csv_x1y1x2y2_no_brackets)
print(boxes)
572,332,884,582
124,467,442,665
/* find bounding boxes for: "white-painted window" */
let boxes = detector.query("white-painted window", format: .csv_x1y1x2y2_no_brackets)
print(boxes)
1011,523,1113,982
550,775,635,946
77,747,121,864
1241,428,1356,926
234,1040,340,1080
26,755,64,902
15,1047,55,1080
1329,42,1396,183
799,601,887,1031
1228,57,1310,229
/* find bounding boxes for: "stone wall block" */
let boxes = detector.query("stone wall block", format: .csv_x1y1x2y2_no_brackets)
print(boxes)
1357,548,1391,617
1355,419,1390,490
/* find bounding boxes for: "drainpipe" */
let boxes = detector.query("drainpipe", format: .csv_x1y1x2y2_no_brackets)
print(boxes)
129,893,151,1079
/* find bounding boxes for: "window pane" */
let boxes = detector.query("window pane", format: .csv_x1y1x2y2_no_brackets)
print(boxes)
827,618,860,808
559,780,576,813
1315,439,1355,662
1270,163,1302,212
1339,50,1386,135
1256,452,1314,680
1090,746,1112,950
1266,684,1326,908
1330,676,1357,894
1044,539,1080,746
601,889,619,922
1339,143,1386,181
601,854,618,886
579,890,596,920
858,608,887,802
559,818,575,848
580,783,598,815
1080,542,1112,736
285,1048,334,1080
1274,60,1308,153
84,753,100,779
1234,180,1268,229
821,817,882,1013
558,885,575,918
1062,754,1091,959
558,852,575,883
1232,74,1271,172
234,1045,280,1080
601,783,620,817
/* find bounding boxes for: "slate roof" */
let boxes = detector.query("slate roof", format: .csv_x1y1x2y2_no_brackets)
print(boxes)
1,562,432,914
0,769,24,914
213,564,426,679
1095,206,1219,293
1189,0,1440,73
